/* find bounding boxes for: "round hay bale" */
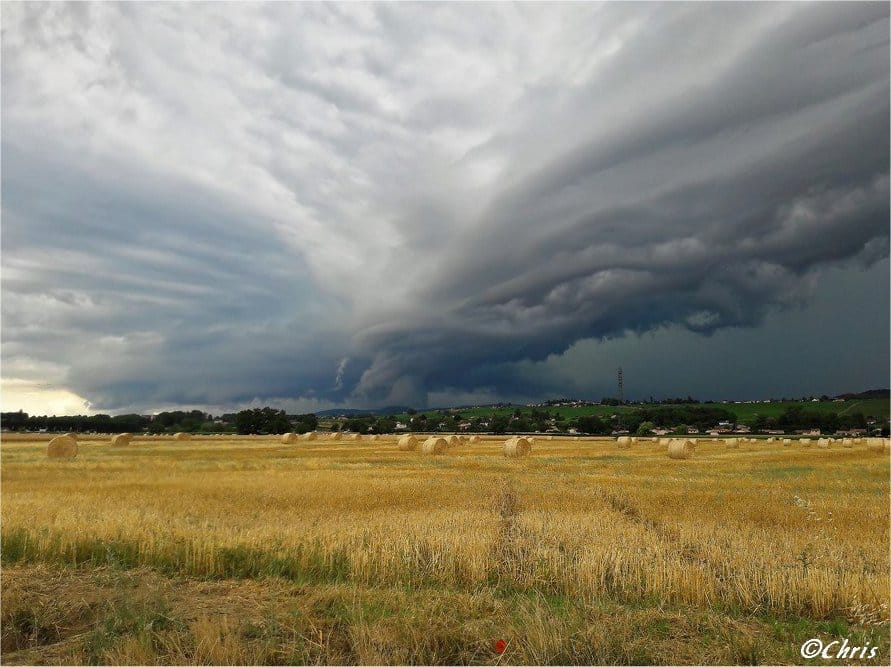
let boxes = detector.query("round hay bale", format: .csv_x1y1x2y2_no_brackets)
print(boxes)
301,432,317,441
346,433,360,441
725,437,739,449
667,439,695,460
800,438,812,447
281,432,297,444
782,438,792,446
468,435,481,444
816,438,830,449
397,434,419,451
503,436,532,458
617,436,632,449
173,432,191,441
110,433,132,447
842,438,853,448
47,435,77,459
421,436,448,455
445,435,462,448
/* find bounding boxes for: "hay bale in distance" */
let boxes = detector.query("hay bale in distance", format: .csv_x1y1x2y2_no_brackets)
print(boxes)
782,438,792,446
617,436,632,449
110,433,132,446
842,438,853,448
397,434,418,451
47,435,77,459
800,438,812,447
281,433,297,444
173,432,191,441
301,432,317,441
866,438,885,452
725,437,739,449
667,439,695,460
468,435,481,444
816,438,830,448
503,436,532,458
421,437,448,455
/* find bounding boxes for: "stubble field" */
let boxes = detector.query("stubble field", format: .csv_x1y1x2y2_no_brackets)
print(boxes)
1,433,888,665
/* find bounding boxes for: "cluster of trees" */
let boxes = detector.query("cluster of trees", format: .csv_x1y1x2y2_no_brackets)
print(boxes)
233,408,318,435
147,410,216,433
633,406,736,431
0,410,216,434
341,415,397,434
1,408,320,436
569,406,736,435
404,408,567,434
761,407,869,434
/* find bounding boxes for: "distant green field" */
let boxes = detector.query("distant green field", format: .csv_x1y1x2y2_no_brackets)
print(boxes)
422,404,633,420
719,398,889,422
396,397,889,425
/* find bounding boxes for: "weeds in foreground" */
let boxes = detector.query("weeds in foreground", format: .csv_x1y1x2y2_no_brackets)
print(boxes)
4,564,888,665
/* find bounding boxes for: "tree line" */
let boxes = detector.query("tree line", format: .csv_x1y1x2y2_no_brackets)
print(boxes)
0,408,318,436
2,403,883,437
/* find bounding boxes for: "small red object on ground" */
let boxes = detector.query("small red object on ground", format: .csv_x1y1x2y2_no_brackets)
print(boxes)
494,639,506,654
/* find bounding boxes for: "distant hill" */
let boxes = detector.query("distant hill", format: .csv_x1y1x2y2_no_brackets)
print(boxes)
835,389,890,400
315,391,889,421
315,406,412,418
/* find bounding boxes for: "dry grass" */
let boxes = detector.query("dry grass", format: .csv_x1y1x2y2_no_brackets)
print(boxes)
5,562,884,666
1,433,889,664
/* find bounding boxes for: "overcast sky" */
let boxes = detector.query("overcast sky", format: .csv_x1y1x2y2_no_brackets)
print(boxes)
2,2,889,416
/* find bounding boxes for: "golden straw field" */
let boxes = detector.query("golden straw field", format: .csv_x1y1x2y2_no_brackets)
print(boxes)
1,433,889,665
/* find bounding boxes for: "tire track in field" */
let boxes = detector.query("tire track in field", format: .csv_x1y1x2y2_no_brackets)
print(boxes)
596,490,722,573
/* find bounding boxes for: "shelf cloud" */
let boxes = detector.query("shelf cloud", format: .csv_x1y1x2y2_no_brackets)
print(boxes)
2,2,888,412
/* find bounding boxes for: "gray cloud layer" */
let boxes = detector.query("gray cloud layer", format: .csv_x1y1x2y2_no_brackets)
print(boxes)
2,2,888,412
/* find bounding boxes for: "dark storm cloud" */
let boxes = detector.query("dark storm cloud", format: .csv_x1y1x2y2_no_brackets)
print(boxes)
1,2,888,412
350,4,890,404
